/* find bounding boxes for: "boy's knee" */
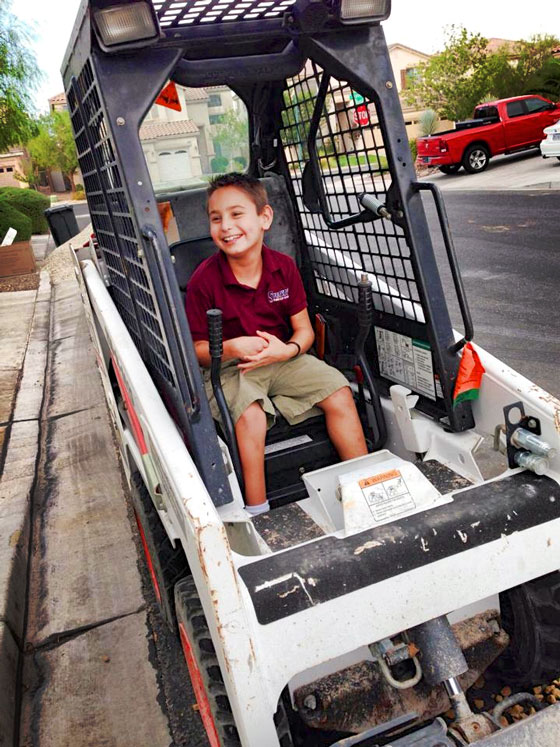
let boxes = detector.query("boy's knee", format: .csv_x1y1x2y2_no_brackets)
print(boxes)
318,386,353,412
235,400,266,430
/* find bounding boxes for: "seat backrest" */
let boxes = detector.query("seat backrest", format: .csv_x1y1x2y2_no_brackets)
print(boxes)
166,174,301,291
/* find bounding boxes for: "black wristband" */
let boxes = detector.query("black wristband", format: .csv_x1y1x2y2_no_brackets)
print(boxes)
287,340,301,357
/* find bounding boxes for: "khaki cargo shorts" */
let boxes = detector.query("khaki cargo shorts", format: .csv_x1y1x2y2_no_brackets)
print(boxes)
203,354,349,428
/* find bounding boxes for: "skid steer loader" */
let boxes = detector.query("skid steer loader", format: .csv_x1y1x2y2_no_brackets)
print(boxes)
64,1,560,743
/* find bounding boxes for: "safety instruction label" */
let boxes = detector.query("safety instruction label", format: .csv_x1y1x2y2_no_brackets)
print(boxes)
359,469,416,522
374,327,436,400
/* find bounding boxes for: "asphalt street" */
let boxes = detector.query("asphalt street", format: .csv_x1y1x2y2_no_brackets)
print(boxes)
424,190,560,398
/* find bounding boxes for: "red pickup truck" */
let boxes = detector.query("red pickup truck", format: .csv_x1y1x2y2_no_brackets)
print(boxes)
416,95,560,174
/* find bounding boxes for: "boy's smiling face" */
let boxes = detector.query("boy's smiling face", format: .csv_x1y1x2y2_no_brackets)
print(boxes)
208,185,273,261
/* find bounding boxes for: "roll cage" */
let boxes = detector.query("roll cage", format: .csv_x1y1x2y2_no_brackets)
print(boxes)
62,0,474,507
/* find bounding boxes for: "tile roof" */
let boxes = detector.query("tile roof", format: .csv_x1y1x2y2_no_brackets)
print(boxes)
183,87,208,101
139,119,199,140
486,38,519,55
48,92,67,105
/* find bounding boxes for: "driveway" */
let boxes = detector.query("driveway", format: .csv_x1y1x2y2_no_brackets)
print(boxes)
420,148,560,191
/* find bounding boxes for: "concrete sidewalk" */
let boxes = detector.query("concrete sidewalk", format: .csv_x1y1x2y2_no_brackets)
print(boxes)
0,246,171,745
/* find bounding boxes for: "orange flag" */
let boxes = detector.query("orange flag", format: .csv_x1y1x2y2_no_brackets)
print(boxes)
453,342,485,407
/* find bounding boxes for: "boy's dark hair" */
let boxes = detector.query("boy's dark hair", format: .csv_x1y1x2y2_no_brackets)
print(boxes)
207,173,268,214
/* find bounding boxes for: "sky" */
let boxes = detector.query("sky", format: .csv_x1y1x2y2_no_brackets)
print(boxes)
12,0,560,113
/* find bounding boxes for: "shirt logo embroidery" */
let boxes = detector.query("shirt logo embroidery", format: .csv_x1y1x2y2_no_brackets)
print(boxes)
268,288,289,303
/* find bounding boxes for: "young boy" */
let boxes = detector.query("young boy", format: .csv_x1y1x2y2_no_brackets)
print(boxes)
185,173,367,515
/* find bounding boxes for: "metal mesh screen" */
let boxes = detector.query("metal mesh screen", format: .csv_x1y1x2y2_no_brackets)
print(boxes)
280,62,425,325
67,59,177,387
154,0,296,26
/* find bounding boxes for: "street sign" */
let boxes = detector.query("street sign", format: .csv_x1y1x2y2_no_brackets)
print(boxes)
156,81,182,111
353,105,370,126
349,91,365,105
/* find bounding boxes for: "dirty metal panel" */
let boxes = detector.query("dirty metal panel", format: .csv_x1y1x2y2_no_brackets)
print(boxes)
239,472,560,624
415,460,473,494
252,503,325,552
20,612,171,747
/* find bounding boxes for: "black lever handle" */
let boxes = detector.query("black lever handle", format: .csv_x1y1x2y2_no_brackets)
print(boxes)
206,309,245,495
207,308,224,360
354,276,387,451
358,274,374,330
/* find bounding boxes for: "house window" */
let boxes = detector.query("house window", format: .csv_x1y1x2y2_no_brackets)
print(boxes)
6,167,13,172
208,94,222,108
0,168,4,173
400,67,420,90
209,114,224,125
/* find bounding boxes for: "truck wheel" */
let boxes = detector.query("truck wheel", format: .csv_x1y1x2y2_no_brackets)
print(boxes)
130,471,190,631
175,577,293,747
493,571,560,687
462,144,490,173
439,164,461,175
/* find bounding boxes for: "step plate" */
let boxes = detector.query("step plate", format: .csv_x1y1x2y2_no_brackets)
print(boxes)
252,503,325,553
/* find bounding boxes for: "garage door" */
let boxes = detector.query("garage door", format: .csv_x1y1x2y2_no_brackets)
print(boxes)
157,149,191,183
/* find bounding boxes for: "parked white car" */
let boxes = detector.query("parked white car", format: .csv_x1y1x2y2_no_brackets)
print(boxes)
540,119,560,159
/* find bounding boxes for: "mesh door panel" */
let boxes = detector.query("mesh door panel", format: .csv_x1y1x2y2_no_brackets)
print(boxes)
280,62,425,325
67,59,178,387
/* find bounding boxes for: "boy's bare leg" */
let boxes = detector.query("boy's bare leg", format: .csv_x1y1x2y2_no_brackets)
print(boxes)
317,387,368,460
235,401,267,506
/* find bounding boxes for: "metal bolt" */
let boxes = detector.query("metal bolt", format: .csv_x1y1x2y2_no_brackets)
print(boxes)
303,694,317,710
385,81,393,89
299,466,305,474
137,249,144,259
116,117,125,126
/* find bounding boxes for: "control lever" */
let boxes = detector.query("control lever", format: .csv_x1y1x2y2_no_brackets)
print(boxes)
355,275,387,450
207,309,245,493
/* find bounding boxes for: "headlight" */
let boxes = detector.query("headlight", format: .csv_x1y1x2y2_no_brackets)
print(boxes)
336,0,391,22
93,1,160,47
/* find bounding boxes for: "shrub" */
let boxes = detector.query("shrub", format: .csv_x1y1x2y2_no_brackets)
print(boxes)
0,200,32,242
409,138,418,162
233,156,247,170
419,109,439,137
210,155,229,173
73,184,85,198
0,187,50,234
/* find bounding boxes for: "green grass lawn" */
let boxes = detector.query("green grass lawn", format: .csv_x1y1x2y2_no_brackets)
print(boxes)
319,153,388,171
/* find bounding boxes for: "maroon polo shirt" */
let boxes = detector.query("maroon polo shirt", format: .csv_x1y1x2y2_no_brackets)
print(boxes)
185,245,307,343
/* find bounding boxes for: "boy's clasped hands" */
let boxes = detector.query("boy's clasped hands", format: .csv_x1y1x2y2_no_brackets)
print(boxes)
233,331,297,372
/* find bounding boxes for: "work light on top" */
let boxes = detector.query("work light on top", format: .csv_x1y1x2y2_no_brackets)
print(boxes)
93,1,160,48
337,0,391,22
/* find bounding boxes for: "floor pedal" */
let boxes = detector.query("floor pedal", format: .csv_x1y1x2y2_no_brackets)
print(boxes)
252,503,325,552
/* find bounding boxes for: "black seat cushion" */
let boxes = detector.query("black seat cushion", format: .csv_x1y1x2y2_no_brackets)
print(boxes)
170,236,216,292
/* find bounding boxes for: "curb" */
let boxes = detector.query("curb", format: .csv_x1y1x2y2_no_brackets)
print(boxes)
0,271,51,745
